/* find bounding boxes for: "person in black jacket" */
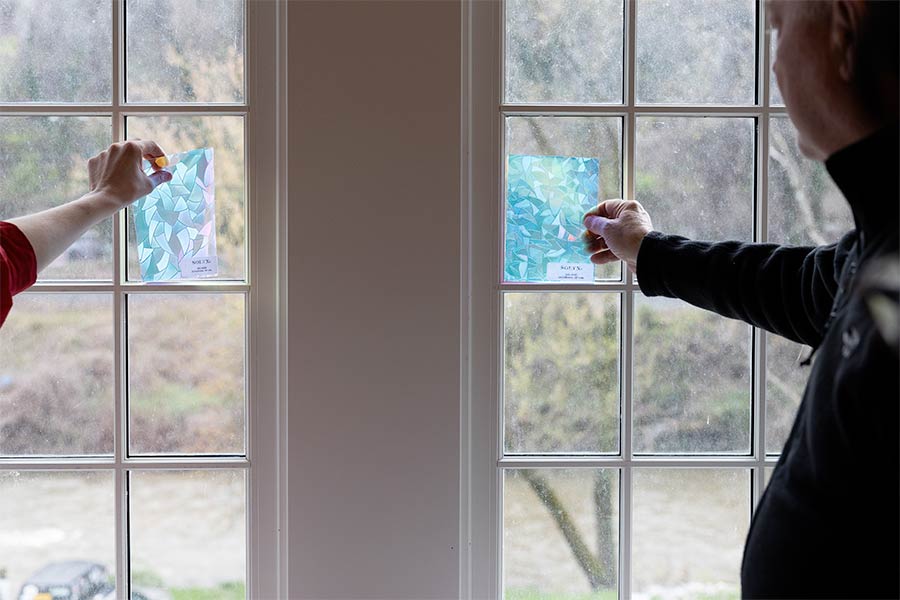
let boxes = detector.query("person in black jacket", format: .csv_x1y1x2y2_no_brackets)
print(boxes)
583,0,898,597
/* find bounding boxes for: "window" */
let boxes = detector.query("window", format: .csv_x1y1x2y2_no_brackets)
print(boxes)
463,0,854,598
0,1,283,597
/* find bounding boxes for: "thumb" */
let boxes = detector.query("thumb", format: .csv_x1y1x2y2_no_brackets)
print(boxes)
148,170,173,188
584,215,612,236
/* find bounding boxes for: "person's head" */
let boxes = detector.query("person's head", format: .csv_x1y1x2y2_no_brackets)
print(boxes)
768,0,899,160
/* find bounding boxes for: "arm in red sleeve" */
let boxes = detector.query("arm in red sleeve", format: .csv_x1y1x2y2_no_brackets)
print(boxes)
0,221,38,328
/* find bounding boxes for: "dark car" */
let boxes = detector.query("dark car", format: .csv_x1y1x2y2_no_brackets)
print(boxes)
17,561,109,600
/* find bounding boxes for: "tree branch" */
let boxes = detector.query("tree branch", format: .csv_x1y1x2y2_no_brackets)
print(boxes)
522,470,610,590
769,127,828,245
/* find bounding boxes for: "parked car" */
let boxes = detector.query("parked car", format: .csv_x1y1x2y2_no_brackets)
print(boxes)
15,562,170,600
16,561,108,600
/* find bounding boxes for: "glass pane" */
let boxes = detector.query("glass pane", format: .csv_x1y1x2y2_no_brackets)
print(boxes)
506,116,623,281
0,294,113,455
125,0,245,103
505,0,624,104
767,117,852,246
0,471,115,597
126,115,245,280
770,32,784,106
635,117,755,242
130,470,245,598
504,469,619,599
635,0,756,104
765,333,809,454
0,0,111,102
504,293,620,454
127,294,245,455
0,116,112,280
633,469,749,598
765,116,852,454
634,295,751,454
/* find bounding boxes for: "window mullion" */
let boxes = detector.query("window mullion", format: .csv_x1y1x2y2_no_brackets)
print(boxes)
111,1,129,598
621,0,637,597
754,0,772,513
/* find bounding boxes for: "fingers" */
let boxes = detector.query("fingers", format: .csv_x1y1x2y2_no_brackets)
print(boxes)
131,139,167,166
583,203,609,220
147,170,173,188
583,199,642,221
589,249,620,266
106,139,167,170
584,235,608,254
583,215,611,236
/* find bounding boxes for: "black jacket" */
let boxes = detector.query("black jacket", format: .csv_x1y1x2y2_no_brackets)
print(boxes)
636,125,899,598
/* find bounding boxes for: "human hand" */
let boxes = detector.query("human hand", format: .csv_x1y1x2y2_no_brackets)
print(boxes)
582,199,654,273
87,140,172,208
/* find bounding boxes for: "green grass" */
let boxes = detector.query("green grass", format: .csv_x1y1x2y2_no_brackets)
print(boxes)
506,589,736,600
171,582,245,600
506,588,618,600
131,570,245,600
130,381,234,416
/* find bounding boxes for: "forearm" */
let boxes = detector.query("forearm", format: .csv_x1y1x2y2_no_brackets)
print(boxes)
8,191,121,273
636,231,848,346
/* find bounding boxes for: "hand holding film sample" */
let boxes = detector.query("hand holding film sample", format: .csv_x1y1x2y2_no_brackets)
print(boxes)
505,154,600,282
132,147,218,282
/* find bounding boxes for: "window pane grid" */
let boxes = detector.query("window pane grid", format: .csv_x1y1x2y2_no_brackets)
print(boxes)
498,1,784,598
0,0,250,597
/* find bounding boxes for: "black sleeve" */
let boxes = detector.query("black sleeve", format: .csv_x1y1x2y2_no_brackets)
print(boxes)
635,230,855,347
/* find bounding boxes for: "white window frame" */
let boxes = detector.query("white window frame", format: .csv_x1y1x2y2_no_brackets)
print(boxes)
0,1,288,598
461,0,786,597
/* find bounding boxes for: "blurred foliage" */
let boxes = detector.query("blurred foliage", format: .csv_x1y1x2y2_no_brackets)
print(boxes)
506,0,623,104
125,0,244,104
128,294,244,455
633,298,750,454
635,0,756,104
0,294,113,454
635,117,755,242
0,117,112,279
0,295,243,455
0,0,111,102
506,293,751,454
506,294,619,453
126,115,246,280
0,0,246,280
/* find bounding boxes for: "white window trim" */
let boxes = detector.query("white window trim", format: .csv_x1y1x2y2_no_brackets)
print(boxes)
461,1,787,597
0,1,288,597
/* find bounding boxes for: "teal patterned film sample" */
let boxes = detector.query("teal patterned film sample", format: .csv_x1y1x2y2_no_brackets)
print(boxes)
133,147,218,281
505,154,600,282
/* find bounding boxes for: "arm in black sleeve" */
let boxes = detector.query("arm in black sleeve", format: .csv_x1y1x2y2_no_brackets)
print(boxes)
635,230,855,347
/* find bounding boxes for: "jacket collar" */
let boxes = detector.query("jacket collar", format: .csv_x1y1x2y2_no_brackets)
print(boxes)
825,123,899,244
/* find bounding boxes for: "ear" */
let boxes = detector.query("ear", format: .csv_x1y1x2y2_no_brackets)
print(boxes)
830,0,867,82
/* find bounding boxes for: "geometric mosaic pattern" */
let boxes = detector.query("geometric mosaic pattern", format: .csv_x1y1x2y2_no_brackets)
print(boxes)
133,147,217,281
505,154,600,282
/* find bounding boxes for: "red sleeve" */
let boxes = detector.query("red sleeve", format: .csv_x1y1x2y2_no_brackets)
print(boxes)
0,221,38,328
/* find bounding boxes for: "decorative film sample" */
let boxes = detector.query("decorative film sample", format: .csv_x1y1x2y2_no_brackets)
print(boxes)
505,154,599,282
133,148,218,281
